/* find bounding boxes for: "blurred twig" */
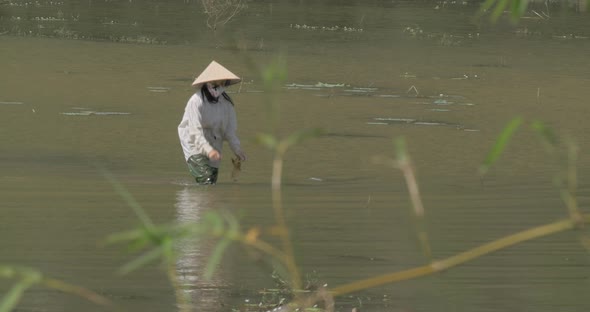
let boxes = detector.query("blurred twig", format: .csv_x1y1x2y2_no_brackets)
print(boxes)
373,137,432,261
0,265,112,312
201,0,246,30
329,215,590,296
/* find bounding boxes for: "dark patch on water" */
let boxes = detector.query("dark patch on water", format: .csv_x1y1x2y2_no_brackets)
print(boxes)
368,117,479,131
332,254,390,262
471,63,511,68
322,132,388,139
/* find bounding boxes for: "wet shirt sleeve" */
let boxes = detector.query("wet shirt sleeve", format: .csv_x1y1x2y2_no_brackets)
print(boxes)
178,95,214,159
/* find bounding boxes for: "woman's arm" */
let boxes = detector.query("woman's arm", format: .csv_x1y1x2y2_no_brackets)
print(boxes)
184,95,214,157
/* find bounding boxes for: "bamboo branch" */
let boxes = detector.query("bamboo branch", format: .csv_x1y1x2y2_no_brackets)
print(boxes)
330,215,590,296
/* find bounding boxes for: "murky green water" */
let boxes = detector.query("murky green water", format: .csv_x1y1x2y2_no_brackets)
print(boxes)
1,1,590,311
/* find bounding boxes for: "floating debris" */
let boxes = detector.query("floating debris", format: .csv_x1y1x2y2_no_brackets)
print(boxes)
369,117,468,129
61,111,93,116
343,88,376,93
374,117,415,123
285,83,314,89
290,24,363,32
309,177,323,182
353,87,378,91
403,26,424,37
429,93,465,99
61,110,130,116
315,82,345,88
552,34,589,40
147,86,171,93
284,82,474,106
285,82,345,89
32,16,66,22
92,112,131,115
433,99,451,105
0,101,24,105
407,85,420,96
400,72,417,79
430,108,451,112
414,121,450,126
451,74,479,80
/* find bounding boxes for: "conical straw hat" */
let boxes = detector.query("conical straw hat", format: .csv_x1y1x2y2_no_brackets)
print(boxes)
191,61,241,87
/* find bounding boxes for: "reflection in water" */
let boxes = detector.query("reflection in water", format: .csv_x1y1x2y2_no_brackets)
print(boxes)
174,188,229,312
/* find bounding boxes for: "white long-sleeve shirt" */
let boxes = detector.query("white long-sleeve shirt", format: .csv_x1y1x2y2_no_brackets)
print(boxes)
178,91,241,168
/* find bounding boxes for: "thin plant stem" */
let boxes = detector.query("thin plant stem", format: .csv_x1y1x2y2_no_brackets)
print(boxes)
43,278,112,307
194,222,291,274
398,155,431,260
565,141,582,223
329,214,590,297
398,158,424,217
98,166,154,230
271,147,302,291
239,237,290,267
379,139,433,261
1,266,112,310
220,0,243,25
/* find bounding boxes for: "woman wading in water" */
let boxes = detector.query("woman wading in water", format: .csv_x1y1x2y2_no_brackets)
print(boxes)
178,61,247,184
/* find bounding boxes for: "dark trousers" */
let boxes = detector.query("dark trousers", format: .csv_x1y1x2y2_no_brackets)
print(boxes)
187,155,218,185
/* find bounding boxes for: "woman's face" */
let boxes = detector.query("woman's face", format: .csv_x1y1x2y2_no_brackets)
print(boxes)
209,80,225,88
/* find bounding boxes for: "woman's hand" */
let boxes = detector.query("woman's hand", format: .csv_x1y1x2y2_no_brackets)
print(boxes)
208,149,221,161
235,150,247,161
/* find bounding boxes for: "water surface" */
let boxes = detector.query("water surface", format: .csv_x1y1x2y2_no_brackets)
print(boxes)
1,1,590,311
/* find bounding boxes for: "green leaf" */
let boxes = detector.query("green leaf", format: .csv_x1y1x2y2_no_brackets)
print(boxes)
96,165,154,230
394,137,408,164
222,212,241,239
517,0,529,17
480,0,498,14
161,239,176,263
256,133,278,149
510,0,529,20
118,246,165,275
103,229,146,245
480,117,523,175
262,57,288,88
491,0,509,21
0,266,15,279
201,212,226,236
204,238,232,280
126,236,153,253
530,120,559,150
511,0,520,20
0,281,32,312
